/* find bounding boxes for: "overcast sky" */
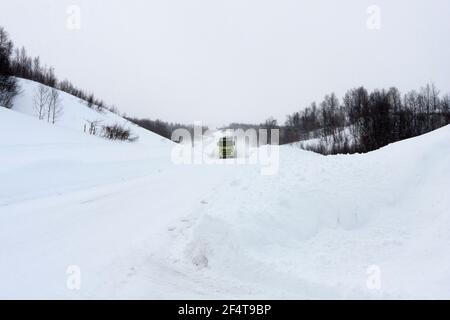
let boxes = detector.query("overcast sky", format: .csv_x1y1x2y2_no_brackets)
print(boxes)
1,0,449,127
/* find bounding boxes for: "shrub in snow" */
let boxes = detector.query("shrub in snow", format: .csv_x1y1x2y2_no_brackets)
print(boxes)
101,123,138,142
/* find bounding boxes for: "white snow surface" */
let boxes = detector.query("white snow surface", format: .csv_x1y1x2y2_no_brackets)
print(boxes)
1,80,450,299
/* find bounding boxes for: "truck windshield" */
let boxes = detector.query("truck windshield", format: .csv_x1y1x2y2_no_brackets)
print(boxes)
219,138,234,146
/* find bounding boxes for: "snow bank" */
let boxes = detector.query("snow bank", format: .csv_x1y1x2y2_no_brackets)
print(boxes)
170,125,450,299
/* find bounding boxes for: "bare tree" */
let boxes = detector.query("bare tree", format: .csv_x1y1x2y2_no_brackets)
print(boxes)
33,84,49,120
48,88,63,124
85,119,102,135
86,93,95,109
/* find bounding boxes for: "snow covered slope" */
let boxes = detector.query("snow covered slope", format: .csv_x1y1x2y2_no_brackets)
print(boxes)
1,85,450,299
11,78,170,147
0,107,172,206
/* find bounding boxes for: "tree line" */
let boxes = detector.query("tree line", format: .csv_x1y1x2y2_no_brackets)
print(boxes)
226,85,450,154
0,26,20,108
282,85,450,154
222,83,450,154
142,83,450,151
0,26,110,113
126,117,209,141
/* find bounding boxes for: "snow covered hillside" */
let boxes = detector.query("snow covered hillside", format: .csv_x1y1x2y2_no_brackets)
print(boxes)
11,78,168,147
1,81,450,299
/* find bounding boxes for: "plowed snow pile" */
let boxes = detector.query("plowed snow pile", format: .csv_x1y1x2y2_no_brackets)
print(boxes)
1,80,449,299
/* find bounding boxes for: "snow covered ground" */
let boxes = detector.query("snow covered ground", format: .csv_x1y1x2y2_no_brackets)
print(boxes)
1,80,450,299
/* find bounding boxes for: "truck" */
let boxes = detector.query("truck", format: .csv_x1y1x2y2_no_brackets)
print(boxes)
218,136,236,159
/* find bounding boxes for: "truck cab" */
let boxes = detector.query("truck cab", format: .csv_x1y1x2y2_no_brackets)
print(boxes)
218,136,236,159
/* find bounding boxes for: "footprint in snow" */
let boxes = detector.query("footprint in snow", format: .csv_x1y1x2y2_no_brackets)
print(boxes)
192,254,209,269
127,267,137,277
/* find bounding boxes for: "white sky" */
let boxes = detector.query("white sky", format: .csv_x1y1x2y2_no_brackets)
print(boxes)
1,0,449,127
